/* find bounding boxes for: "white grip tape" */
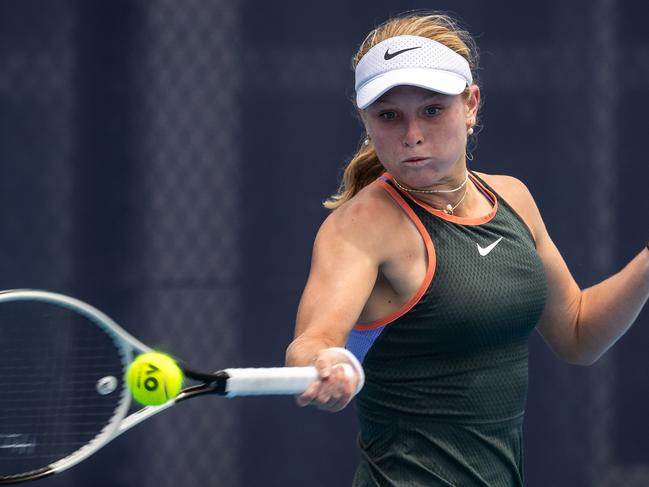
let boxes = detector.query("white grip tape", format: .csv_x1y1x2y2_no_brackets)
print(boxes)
224,367,318,397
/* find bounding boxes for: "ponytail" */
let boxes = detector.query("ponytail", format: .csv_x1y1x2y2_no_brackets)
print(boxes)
323,141,384,209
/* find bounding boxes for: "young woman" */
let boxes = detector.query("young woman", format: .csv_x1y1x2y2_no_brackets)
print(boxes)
285,12,649,486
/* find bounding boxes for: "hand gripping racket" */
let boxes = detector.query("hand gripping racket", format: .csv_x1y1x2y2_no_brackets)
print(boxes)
0,289,360,484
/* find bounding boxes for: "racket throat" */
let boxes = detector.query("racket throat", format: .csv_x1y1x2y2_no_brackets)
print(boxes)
176,369,230,402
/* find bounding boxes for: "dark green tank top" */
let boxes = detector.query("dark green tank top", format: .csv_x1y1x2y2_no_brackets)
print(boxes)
346,172,548,486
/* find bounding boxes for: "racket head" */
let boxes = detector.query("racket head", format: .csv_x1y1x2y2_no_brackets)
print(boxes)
0,290,146,483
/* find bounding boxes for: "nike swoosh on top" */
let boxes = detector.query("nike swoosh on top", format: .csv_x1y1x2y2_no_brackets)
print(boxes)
477,236,503,257
384,46,421,60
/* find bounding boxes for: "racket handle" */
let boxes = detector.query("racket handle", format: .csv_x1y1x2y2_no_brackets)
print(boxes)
223,367,319,397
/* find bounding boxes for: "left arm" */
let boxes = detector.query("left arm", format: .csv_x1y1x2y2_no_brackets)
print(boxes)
535,223,649,365
487,175,649,365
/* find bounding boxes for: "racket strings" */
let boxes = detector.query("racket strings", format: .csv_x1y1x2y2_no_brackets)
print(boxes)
0,301,128,478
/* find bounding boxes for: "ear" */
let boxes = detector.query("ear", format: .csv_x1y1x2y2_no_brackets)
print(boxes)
465,85,481,124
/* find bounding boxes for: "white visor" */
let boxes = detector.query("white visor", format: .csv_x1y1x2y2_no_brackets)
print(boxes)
355,35,473,109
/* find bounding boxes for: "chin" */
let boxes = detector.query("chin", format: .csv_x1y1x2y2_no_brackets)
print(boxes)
403,166,460,189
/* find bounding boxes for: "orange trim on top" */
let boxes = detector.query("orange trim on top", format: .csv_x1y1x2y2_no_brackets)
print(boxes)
354,179,436,331
383,173,498,226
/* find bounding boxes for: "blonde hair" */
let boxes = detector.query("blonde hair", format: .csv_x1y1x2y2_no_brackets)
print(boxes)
324,12,479,210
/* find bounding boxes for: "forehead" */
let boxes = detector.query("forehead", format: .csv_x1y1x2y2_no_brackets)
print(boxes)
373,85,453,105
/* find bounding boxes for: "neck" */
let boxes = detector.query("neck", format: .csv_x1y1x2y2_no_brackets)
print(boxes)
392,168,471,213
413,174,492,218
416,181,470,215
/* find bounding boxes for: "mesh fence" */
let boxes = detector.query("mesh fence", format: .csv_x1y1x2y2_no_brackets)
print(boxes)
1,1,244,484
128,1,242,486
0,3,76,291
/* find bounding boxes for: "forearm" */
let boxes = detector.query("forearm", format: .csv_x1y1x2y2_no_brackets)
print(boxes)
574,246,649,364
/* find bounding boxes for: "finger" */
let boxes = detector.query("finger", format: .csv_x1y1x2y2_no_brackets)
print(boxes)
336,365,357,398
334,363,355,382
330,368,347,400
323,364,357,411
332,364,355,394
316,385,333,405
334,363,358,390
315,369,347,409
342,377,355,398
301,360,359,411
314,356,333,380
318,391,352,412
296,381,321,407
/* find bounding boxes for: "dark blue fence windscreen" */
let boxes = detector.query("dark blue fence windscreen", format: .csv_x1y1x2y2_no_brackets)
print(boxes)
0,1,647,486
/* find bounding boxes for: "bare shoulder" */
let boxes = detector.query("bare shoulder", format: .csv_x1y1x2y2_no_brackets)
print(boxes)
318,182,406,247
473,171,545,242
473,171,532,200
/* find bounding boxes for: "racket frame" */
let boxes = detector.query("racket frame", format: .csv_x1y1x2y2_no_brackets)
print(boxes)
0,289,322,484
0,290,149,483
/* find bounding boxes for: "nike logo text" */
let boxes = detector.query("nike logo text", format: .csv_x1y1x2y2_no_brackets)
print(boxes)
384,46,421,60
477,237,503,257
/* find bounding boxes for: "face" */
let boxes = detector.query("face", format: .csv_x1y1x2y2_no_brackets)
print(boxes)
361,84,480,189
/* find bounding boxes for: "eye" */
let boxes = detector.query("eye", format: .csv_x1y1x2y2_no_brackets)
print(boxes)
425,106,442,116
378,111,397,121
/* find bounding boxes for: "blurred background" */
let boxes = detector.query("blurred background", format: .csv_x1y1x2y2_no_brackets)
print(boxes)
1,0,648,485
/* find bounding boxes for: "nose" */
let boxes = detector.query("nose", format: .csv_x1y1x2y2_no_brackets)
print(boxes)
403,118,424,147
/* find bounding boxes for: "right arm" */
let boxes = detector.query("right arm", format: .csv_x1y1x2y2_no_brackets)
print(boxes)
286,192,393,411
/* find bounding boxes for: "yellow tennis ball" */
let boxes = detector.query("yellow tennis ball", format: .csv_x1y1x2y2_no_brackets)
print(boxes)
127,352,183,406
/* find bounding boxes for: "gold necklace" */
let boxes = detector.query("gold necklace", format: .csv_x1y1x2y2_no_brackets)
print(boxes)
441,184,469,215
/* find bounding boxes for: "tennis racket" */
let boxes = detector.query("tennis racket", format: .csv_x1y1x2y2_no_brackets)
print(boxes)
0,289,347,484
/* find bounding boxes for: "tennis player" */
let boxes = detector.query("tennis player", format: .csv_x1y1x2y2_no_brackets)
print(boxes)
285,11,649,486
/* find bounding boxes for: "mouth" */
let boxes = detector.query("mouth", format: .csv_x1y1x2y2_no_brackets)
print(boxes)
401,157,430,166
